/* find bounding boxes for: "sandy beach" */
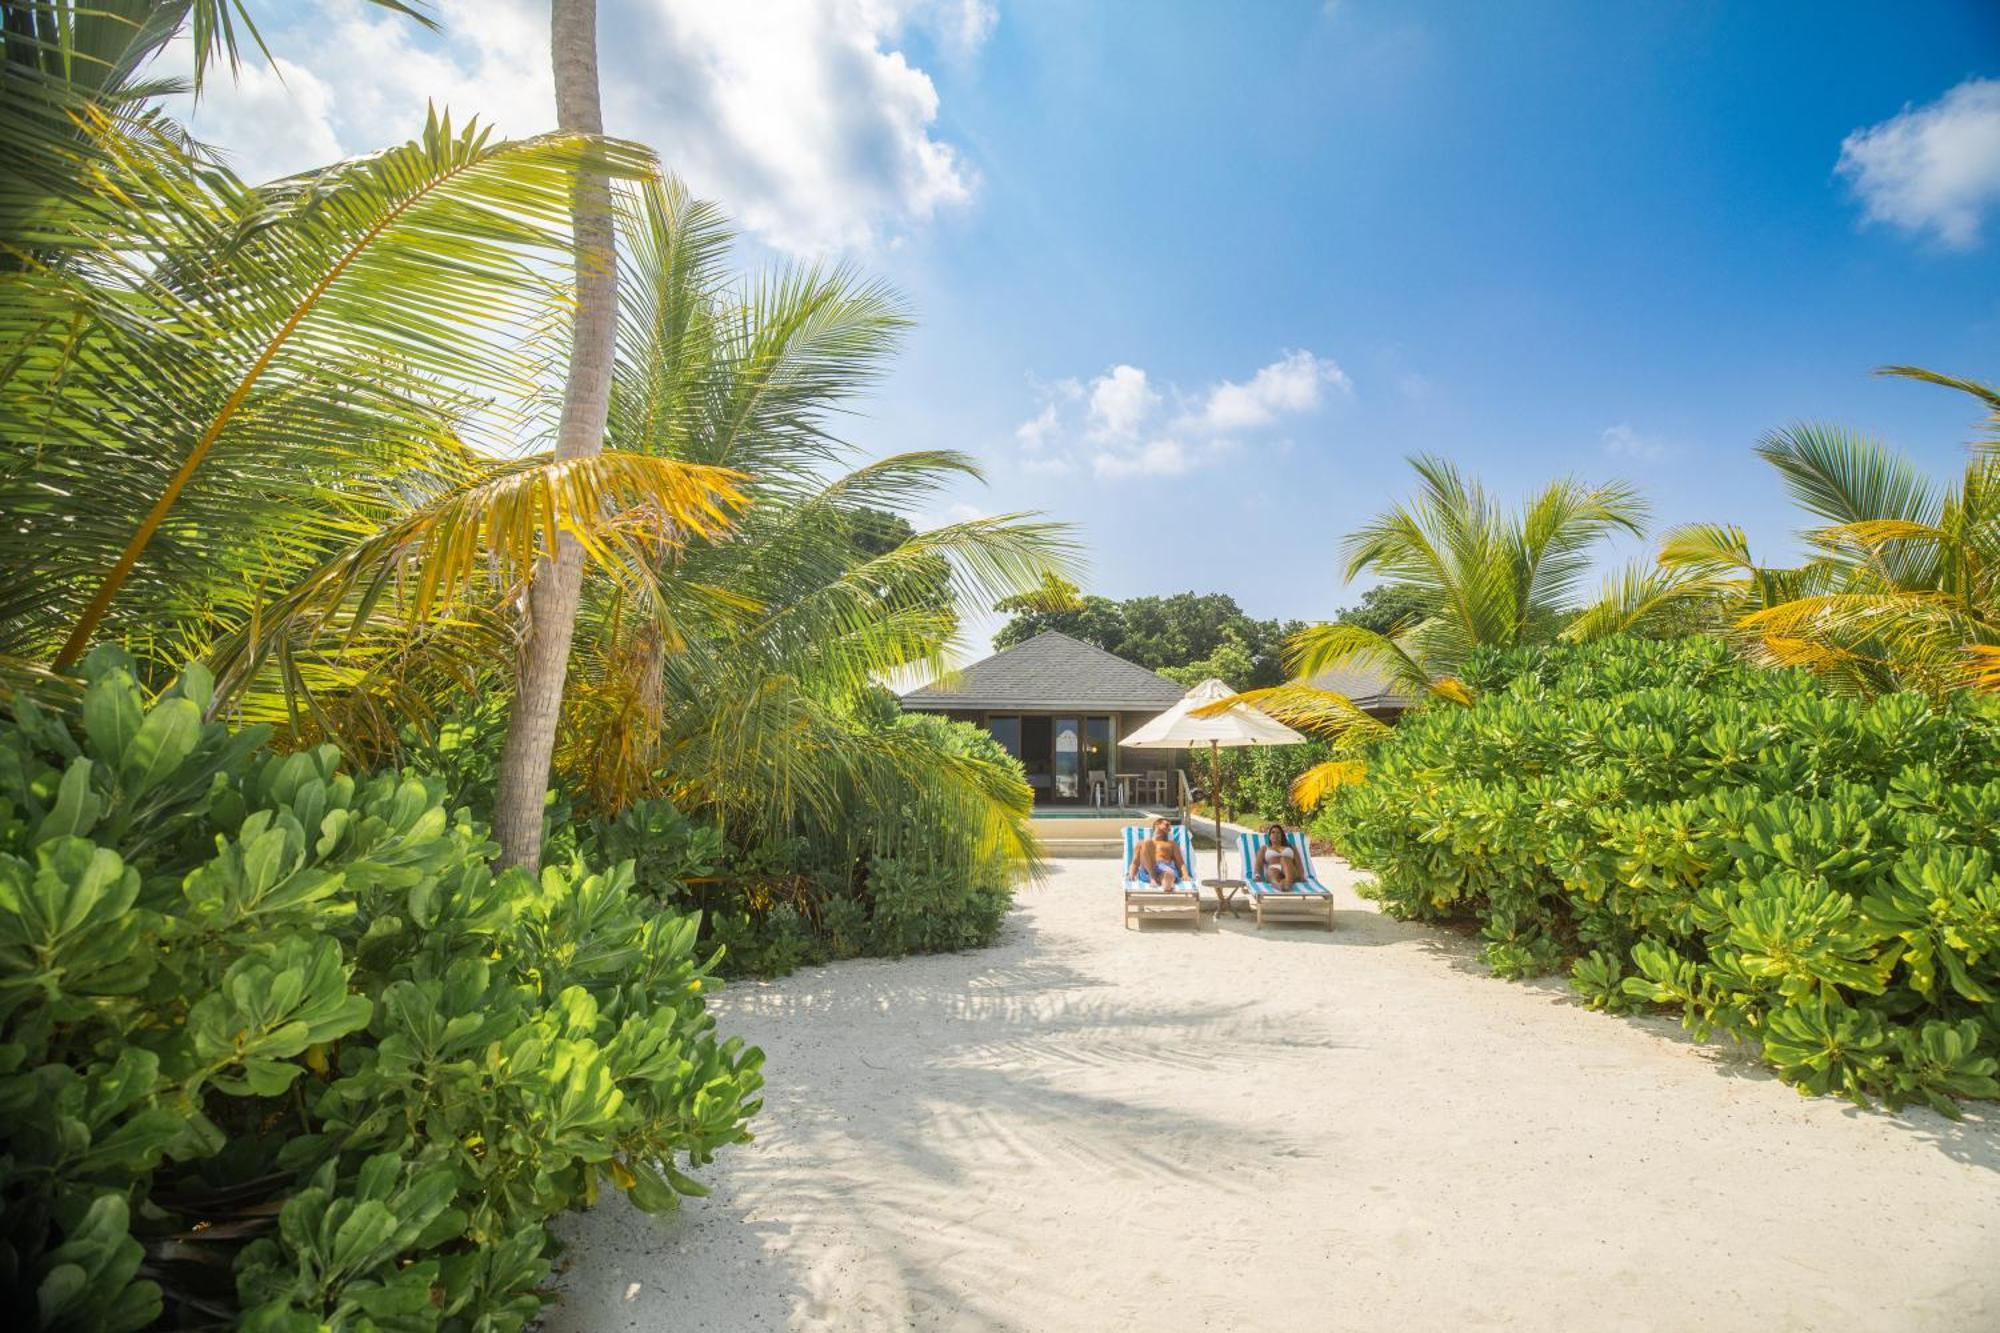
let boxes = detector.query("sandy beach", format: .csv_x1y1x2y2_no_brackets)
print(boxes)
548,857,2000,1332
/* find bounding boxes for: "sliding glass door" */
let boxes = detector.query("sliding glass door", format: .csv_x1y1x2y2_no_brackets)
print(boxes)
1053,717,1081,799
985,713,1118,803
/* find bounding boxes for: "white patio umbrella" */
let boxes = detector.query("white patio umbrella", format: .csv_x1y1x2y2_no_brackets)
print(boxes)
1120,677,1305,883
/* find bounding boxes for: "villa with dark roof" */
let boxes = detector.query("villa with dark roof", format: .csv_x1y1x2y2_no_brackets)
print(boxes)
899,631,1194,806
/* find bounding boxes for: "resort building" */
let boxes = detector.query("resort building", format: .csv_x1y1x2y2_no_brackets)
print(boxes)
899,631,1192,806
1305,661,1416,719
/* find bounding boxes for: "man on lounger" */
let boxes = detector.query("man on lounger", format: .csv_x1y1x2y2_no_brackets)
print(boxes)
1128,817,1187,888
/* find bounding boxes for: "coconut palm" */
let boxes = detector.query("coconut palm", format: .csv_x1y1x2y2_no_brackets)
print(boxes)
1201,455,1646,805
1,5,744,729
549,178,1075,867
1560,522,1821,645
1732,372,2000,694
493,0,619,869
1574,367,2000,695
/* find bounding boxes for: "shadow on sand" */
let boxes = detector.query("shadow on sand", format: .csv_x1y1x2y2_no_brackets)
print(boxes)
556,907,1356,1331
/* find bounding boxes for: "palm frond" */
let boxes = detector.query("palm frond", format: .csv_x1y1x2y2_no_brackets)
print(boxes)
1756,423,1941,533
1291,759,1368,810
5,108,660,675
1564,561,1723,643
1284,623,1435,697
1189,682,1391,745
204,450,744,714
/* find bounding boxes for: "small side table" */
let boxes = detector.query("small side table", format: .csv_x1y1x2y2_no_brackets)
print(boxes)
1206,878,1247,918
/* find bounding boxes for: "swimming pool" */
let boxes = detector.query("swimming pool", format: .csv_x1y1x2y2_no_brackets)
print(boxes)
1028,807,1162,820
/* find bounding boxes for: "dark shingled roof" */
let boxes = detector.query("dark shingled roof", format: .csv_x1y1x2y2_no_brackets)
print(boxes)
1307,661,1416,714
900,631,1189,711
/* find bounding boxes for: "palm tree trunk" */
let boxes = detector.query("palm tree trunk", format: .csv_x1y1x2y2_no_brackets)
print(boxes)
493,0,616,869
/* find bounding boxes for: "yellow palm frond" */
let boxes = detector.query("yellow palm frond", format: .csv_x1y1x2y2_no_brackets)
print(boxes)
1967,645,2000,692
1188,682,1385,739
1826,518,1949,548
1291,760,1368,809
1429,676,1475,706
1284,623,1434,695
208,451,744,702
1737,591,1952,642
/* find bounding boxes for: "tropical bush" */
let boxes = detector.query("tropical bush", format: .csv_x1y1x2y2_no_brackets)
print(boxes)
0,652,762,1330
608,714,1025,977
1324,636,2000,1113
398,699,1026,979
1216,739,1341,825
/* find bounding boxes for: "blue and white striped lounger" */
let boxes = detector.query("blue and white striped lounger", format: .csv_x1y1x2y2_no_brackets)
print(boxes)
1121,824,1202,930
1237,829,1335,930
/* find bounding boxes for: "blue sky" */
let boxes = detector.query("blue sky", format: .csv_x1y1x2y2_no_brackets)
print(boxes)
183,1,2000,643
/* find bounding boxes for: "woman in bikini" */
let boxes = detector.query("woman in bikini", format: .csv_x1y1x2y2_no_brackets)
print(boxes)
1258,821,1302,889
1128,817,1186,889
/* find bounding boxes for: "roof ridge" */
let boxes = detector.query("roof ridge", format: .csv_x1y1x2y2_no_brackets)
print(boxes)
1018,629,1185,684
900,628,1189,709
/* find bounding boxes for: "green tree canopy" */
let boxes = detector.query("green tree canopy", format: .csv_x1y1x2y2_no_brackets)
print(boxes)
1334,584,1433,637
993,585,1300,688
992,581,1442,690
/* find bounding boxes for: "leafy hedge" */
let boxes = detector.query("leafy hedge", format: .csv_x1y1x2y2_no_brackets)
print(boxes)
0,652,763,1330
1325,637,2000,1113
1216,738,1340,826
405,702,1023,981
643,715,1023,978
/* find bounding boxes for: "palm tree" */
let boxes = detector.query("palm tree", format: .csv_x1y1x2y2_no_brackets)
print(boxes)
493,0,619,869
1560,523,1817,645
1734,371,2000,694
1202,455,1646,805
5,3,1073,881
1572,367,2000,695
2,5,743,730
550,179,1075,864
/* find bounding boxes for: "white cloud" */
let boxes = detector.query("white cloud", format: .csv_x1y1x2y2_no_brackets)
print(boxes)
1601,423,1669,462
1014,402,1062,451
1013,350,1350,482
917,498,989,526
616,0,979,252
1086,365,1159,440
1837,77,2000,249
1093,439,1192,478
168,2,551,184
922,0,998,58
167,0,982,255
1021,457,1076,476
163,43,344,182
1184,349,1349,434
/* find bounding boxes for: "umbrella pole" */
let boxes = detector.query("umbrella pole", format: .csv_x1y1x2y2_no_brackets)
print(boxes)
1210,738,1223,883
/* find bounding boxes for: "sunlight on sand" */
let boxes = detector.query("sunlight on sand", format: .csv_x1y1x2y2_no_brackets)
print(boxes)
550,859,2000,1332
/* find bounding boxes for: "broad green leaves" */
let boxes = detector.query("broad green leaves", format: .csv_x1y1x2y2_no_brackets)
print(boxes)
187,939,374,1096
1332,637,2000,1114
2,651,763,1328
0,838,150,1021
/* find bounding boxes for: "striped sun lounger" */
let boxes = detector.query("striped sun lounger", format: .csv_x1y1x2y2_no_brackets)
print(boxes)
1237,829,1335,930
1121,824,1202,930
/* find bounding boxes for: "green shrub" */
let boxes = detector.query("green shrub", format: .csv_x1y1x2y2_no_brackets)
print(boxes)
0,651,763,1330
620,715,1025,978
865,854,1013,957
1217,738,1340,824
1324,636,2000,1114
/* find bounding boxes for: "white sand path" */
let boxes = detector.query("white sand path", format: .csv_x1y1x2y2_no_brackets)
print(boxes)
548,857,2000,1332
